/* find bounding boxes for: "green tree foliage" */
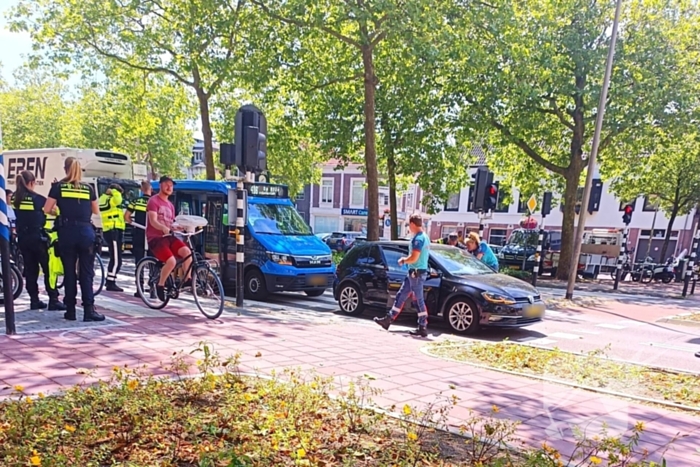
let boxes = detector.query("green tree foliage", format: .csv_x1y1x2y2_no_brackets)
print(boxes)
444,0,696,279
9,0,258,180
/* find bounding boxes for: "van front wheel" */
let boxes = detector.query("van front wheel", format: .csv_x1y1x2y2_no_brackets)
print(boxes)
245,269,268,301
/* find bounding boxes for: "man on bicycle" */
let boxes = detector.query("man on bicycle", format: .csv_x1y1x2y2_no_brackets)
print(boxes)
146,176,193,301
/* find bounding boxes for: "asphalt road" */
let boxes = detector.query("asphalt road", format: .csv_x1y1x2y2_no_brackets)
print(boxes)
110,256,700,374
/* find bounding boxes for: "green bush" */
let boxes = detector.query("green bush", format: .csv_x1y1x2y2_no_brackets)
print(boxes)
499,267,532,281
332,250,345,265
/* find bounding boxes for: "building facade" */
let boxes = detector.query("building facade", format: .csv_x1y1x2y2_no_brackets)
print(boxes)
304,162,697,263
186,138,220,179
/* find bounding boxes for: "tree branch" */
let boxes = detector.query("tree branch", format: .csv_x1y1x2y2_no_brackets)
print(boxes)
307,73,363,92
489,118,567,175
537,95,574,131
251,0,362,48
599,124,628,152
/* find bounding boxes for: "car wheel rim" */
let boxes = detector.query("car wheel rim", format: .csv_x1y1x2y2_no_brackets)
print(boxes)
449,302,473,331
249,277,260,293
340,287,358,312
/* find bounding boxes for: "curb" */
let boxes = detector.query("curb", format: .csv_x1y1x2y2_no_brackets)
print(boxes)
419,343,700,414
657,317,700,328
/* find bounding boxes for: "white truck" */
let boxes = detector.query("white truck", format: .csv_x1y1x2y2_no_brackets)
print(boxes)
4,148,143,248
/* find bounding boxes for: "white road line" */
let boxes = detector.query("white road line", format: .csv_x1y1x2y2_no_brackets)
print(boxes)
639,342,700,353
523,338,558,346
571,328,601,335
595,323,628,330
548,332,584,340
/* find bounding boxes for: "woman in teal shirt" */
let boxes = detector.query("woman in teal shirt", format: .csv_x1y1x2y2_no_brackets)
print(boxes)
465,232,499,271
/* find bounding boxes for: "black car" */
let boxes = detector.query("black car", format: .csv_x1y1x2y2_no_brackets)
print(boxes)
332,241,545,334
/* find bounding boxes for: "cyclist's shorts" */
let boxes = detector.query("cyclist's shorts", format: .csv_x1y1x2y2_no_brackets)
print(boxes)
148,236,188,263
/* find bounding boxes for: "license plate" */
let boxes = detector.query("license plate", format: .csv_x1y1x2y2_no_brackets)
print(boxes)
510,265,520,270
524,303,545,318
308,275,326,286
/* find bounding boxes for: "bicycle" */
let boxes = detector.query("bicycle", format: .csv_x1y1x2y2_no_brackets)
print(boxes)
134,228,224,320
0,259,24,305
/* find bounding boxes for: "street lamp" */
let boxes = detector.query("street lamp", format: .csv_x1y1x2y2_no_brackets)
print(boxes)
566,0,624,299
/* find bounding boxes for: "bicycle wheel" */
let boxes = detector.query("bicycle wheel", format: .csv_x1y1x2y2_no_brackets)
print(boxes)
192,264,224,319
640,269,654,284
0,264,24,305
136,257,169,309
94,255,105,296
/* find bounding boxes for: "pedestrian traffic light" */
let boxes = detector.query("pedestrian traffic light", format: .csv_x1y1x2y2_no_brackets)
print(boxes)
484,184,498,211
542,191,553,216
622,204,634,224
235,105,267,173
472,167,494,213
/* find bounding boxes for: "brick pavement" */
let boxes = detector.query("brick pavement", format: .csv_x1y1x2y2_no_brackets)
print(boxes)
1,293,699,466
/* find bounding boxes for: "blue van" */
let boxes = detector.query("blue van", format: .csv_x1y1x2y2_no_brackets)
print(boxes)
151,179,335,299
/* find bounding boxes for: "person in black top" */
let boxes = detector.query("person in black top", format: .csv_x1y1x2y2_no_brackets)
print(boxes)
13,170,66,311
44,157,104,322
125,180,152,297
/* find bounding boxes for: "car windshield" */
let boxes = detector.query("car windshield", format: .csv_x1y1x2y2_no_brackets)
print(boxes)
506,230,538,248
431,246,496,275
248,202,312,235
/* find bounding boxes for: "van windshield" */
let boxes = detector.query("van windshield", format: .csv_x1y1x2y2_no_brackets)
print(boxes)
506,230,538,248
248,202,312,236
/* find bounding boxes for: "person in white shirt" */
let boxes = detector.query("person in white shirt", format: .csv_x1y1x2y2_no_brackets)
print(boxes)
6,189,16,226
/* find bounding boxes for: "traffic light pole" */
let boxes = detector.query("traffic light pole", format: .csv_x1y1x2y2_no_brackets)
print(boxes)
531,216,546,287
478,211,485,239
613,224,630,290
234,173,251,307
683,228,700,297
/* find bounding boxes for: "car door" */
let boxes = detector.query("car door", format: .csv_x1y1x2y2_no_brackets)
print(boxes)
362,245,389,304
380,245,409,308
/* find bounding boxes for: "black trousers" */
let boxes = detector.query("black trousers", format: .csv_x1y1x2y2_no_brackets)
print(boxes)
132,231,146,264
104,229,123,283
18,236,59,302
58,225,95,309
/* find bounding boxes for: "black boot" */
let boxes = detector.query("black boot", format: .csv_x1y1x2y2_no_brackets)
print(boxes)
373,315,392,330
48,300,67,311
409,326,428,337
83,305,105,322
30,300,47,310
64,308,77,321
106,281,124,292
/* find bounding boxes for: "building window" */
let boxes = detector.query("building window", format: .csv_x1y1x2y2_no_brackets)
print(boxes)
314,216,338,233
642,196,658,212
489,228,508,246
379,190,390,206
321,179,333,205
405,192,414,212
494,183,509,213
517,196,528,213
344,217,366,232
296,190,305,201
351,179,365,206
444,193,460,212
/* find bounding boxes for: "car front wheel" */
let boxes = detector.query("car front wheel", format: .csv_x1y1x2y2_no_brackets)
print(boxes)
337,283,364,316
444,297,481,335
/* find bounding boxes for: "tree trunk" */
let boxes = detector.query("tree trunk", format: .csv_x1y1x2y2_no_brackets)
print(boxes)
196,89,216,180
556,171,582,280
660,204,680,262
361,45,380,241
386,143,399,240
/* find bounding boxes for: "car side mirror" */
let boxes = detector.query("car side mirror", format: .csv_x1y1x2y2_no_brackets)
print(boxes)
429,268,442,279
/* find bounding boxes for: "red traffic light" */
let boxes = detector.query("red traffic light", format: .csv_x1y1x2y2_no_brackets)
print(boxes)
624,205,634,214
488,185,498,196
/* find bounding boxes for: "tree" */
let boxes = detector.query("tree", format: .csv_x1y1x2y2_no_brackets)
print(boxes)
9,0,257,179
251,0,446,241
445,0,695,279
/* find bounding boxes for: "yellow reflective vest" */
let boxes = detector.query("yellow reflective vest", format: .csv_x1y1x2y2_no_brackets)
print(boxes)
47,230,63,289
99,191,125,232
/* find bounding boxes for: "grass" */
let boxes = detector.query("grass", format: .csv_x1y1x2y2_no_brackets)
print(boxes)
0,342,671,467
676,312,700,323
427,341,700,410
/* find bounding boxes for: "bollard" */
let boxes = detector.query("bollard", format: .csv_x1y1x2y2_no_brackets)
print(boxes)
0,122,16,334
613,225,629,290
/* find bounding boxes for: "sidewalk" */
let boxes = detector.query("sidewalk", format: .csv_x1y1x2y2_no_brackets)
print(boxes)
1,292,698,466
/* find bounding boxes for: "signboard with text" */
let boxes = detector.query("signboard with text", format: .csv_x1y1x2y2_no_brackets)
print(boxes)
245,183,289,199
341,208,368,216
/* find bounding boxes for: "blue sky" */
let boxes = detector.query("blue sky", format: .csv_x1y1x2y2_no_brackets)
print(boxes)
0,0,32,83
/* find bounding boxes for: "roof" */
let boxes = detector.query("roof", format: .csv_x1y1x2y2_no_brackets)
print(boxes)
152,179,236,195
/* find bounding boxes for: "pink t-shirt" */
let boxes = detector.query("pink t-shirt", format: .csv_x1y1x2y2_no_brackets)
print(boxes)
146,195,175,242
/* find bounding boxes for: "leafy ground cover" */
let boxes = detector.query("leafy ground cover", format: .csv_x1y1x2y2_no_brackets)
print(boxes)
675,312,700,323
0,343,670,466
427,341,700,410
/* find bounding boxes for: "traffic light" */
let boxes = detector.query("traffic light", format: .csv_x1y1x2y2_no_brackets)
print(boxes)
542,191,553,216
472,167,494,213
622,204,634,224
484,184,498,211
235,105,267,173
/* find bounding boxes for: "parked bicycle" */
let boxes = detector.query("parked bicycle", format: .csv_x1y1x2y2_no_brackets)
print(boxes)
0,258,24,305
134,222,223,320
610,254,633,281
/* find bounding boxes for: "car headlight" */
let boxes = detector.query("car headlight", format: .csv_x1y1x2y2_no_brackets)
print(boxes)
267,252,293,266
482,292,516,305
497,252,504,259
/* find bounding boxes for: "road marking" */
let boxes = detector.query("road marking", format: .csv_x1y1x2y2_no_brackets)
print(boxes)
571,328,601,335
595,323,628,330
548,332,584,340
522,338,558,346
639,342,700,353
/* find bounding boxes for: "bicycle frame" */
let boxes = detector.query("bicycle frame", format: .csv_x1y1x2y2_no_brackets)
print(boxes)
156,230,210,296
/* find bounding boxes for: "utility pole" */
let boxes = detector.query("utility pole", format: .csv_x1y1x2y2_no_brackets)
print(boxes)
565,0,624,300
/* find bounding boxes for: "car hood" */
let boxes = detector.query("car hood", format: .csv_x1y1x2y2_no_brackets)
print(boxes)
500,244,535,256
255,233,332,256
452,272,539,298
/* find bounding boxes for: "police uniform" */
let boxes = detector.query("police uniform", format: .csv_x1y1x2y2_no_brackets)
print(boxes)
14,192,65,310
126,193,150,264
99,188,126,292
436,236,466,250
48,181,104,322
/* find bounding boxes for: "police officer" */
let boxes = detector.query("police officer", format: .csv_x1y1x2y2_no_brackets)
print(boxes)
125,180,152,297
99,183,126,292
44,157,105,322
13,170,66,311
436,231,466,250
